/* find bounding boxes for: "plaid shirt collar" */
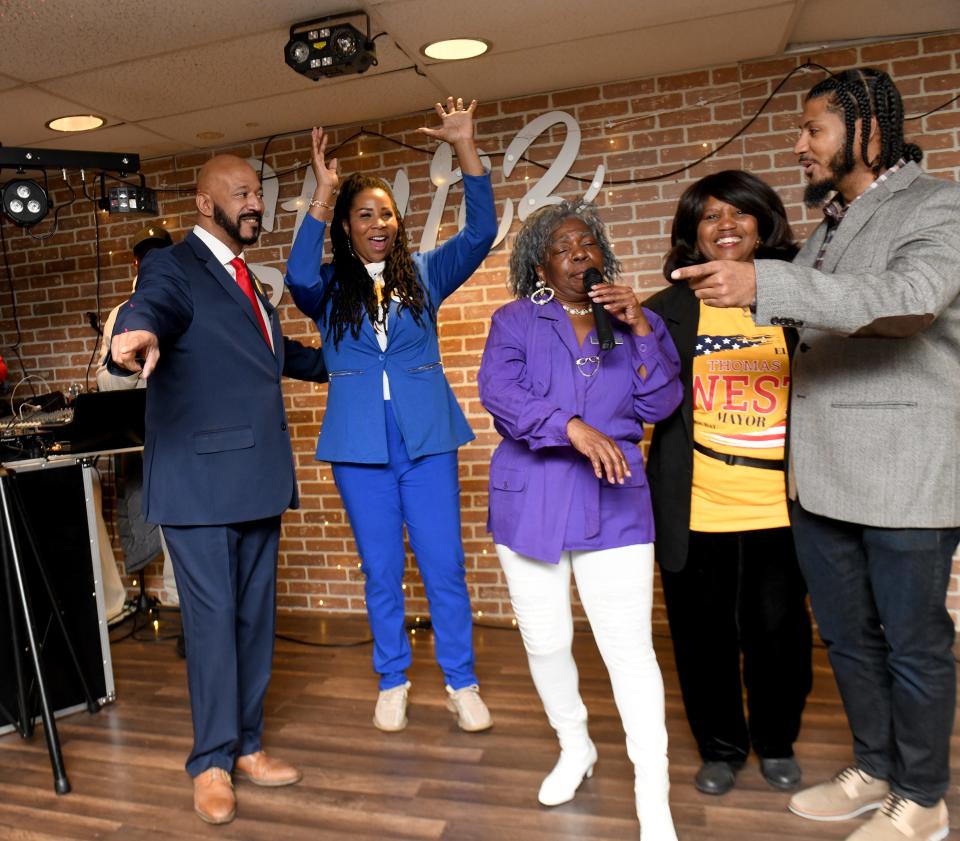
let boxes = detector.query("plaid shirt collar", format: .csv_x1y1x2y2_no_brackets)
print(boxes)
823,158,907,226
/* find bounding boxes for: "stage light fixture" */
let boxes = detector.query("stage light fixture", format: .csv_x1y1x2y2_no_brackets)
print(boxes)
284,12,377,80
2,178,49,226
98,173,158,215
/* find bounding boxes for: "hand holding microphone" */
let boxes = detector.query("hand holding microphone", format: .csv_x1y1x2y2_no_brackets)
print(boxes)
584,269,652,337
582,267,616,350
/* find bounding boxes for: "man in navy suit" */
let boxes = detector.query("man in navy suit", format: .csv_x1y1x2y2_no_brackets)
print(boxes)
111,154,326,824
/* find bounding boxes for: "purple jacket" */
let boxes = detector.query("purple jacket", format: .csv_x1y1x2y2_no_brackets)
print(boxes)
478,297,682,564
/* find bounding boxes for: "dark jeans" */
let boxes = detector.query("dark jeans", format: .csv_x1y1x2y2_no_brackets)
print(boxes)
661,527,813,764
791,503,959,805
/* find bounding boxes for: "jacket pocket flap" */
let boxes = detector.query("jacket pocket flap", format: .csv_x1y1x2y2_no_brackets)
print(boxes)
194,426,255,454
602,444,647,488
490,466,527,492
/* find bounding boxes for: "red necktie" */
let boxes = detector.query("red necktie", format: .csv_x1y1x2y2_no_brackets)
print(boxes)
230,257,271,344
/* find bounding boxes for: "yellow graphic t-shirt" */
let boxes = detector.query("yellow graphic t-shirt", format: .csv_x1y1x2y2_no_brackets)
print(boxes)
690,302,790,532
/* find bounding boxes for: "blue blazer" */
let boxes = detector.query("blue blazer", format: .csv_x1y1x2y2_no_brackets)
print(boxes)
285,172,497,463
113,232,327,525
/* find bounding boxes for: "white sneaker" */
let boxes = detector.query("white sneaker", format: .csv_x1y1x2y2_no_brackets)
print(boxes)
538,740,598,806
445,684,493,732
374,681,411,732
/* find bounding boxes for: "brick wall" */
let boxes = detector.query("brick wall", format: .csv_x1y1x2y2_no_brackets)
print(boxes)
1,31,958,630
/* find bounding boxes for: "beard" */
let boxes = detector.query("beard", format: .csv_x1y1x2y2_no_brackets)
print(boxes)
803,143,855,208
213,202,262,246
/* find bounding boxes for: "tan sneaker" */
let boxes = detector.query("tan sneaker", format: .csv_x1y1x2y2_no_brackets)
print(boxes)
845,794,948,841
789,766,889,821
445,684,493,732
374,681,411,731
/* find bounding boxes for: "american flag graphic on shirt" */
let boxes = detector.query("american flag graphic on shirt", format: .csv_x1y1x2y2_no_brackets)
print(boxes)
694,333,776,356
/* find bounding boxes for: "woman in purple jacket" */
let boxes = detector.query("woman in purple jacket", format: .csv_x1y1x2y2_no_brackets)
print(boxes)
478,201,682,840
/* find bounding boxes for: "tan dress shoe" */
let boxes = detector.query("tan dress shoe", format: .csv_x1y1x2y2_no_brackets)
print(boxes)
234,751,302,787
193,767,236,825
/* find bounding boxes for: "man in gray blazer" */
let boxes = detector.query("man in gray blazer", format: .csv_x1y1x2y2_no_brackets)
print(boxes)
672,68,959,841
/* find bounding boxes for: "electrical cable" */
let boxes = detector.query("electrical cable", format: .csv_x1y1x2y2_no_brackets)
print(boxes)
0,217,38,393
80,173,103,393
132,63,960,200
25,171,78,242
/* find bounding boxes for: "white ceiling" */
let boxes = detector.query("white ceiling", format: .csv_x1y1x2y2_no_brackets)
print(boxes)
0,0,957,159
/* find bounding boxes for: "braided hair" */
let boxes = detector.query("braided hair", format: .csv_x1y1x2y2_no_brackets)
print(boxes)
806,67,923,174
320,173,431,348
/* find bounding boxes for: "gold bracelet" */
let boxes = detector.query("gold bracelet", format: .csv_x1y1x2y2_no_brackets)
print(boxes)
309,199,334,210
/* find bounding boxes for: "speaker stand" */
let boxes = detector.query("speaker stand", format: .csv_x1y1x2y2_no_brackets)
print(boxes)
0,466,103,794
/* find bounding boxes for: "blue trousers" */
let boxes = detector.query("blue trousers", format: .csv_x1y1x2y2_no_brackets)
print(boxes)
163,517,280,777
791,503,959,805
332,402,477,691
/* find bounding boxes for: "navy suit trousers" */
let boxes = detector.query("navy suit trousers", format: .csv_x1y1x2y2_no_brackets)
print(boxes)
163,516,281,777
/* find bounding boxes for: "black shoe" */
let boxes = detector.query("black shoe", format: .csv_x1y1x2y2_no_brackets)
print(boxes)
176,633,186,659
694,761,738,795
760,756,801,791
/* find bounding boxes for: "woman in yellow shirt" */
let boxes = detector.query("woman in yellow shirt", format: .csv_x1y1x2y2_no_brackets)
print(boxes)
646,170,812,796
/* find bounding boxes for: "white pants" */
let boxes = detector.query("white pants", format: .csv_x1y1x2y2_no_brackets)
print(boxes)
497,543,671,802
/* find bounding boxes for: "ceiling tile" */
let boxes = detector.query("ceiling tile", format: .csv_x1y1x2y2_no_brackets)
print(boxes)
0,85,121,146
424,5,796,105
138,69,442,150
0,0,365,80
791,0,960,44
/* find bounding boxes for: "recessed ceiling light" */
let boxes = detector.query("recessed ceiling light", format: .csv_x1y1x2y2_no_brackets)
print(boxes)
422,38,489,61
46,114,104,132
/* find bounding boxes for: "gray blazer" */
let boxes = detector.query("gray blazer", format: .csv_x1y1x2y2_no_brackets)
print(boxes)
754,162,960,528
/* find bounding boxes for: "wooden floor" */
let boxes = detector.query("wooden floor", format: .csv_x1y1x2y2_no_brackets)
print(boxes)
1,613,958,841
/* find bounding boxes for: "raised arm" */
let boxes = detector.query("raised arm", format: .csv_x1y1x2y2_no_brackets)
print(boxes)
417,98,497,302
417,96,484,176
285,127,340,318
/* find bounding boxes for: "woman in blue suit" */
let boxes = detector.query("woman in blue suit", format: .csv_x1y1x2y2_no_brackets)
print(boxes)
285,97,497,733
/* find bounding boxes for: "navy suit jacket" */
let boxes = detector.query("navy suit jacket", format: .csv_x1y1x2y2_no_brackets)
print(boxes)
113,231,327,526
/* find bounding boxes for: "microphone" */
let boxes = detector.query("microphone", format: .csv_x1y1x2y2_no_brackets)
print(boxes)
583,267,615,350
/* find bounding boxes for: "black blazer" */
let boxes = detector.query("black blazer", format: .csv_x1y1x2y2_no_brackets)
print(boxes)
644,282,796,572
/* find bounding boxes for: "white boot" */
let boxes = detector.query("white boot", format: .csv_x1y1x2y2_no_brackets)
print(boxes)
538,728,598,806
636,787,678,841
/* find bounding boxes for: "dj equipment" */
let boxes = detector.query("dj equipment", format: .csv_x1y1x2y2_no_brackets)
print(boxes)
0,389,145,460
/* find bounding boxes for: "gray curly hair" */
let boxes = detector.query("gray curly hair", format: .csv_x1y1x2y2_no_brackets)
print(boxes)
508,200,622,299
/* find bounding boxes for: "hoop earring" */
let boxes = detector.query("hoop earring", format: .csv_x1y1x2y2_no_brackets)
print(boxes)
530,278,554,306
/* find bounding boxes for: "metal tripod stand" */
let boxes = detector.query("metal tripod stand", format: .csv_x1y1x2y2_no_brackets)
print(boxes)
0,466,102,794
